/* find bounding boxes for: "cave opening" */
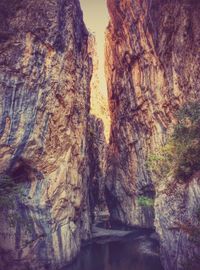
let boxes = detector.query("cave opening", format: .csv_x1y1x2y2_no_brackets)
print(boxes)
80,0,111,142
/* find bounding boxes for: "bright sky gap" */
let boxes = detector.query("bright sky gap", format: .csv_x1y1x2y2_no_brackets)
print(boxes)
79,0,111,142
79,0,109,97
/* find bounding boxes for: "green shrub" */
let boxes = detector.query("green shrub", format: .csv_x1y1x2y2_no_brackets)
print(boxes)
148,102,200,182
137,196,154,207
147,140,175,179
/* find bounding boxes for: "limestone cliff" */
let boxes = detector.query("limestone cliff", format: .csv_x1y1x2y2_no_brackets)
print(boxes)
88,34,110,142
87,115,107,221
106,0,200,268
0,0,92,269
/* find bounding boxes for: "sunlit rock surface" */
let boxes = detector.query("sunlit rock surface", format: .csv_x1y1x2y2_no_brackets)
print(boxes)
0,0,92,269
88,34,110,142
106,0,200,268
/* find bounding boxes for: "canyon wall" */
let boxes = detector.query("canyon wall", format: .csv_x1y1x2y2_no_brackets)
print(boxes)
87,115,107,221
155,173,200,270
0,0,92,269
0,0,200,269
106,0,200,268
88,34,111,142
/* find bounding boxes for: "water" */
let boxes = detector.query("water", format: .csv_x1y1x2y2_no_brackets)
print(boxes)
62,231,163,270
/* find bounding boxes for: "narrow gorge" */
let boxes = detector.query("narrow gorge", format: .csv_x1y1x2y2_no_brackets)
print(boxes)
0,1,199,270
105,0,200,269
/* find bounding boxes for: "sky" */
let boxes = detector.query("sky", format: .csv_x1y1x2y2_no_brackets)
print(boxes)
79,0,109,96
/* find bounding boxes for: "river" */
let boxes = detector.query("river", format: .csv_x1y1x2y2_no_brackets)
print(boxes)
62,225,163,270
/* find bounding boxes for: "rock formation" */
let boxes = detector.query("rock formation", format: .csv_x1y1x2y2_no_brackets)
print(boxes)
106,0,200,268
88,34,110,142
155,174,200,270
0,0,200,269
0,0,92,269
87,115,107,221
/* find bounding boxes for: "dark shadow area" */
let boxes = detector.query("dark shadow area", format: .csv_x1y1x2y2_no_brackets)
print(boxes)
10,158,32,183
62,231,163,270
96,219,154,233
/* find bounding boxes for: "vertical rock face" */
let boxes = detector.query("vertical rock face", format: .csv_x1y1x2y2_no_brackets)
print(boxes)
87,115,107,221
88,34,111,143
0,0,92,269
106,0,200,268
87,35,108,221
155,174,200,270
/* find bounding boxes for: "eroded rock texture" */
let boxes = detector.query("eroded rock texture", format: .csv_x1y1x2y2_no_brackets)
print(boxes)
88,34,111,142
0,0,92,269
106,0,200,268
155,174,200,270
87,115,107,221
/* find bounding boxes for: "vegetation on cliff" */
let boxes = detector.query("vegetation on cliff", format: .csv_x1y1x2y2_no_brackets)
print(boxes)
148,102,200,182
137,196,154,207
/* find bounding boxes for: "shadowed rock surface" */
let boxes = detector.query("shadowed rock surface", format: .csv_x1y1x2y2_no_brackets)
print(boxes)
87,115,107,221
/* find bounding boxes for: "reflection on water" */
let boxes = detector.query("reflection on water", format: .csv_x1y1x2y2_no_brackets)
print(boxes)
62,233,163,270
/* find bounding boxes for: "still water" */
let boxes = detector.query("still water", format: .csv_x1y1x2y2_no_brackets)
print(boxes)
62,231,164,270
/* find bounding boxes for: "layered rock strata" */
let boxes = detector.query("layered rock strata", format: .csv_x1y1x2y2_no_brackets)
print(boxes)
106,0,200,268
0,0,92,269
